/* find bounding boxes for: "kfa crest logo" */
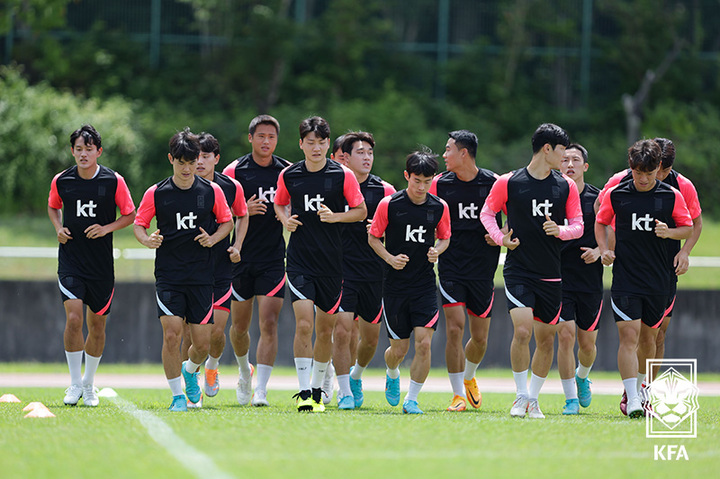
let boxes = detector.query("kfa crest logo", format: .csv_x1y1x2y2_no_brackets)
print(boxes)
646,359,699,439
76,200,97,218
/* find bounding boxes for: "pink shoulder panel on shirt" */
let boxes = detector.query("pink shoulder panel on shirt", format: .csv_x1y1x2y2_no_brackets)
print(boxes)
229,177,248,217
429,175,440,196
436,199,451,240
598,170,627,204
369,196,391,237
342,165,365,208
134,184,158,228
382,181,397,197
48,172,63,209
221,160,238,179
211,182,233,223
595,184,619,225
671,187,693,228
114,172,136,215
273,168,291,206
483,172,511,214
677,173,702,219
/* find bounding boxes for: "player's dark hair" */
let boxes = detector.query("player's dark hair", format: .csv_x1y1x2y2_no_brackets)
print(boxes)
448,130,477,159
169,127,200,162
70,124,102,149
567,143,588,163
628,139,661,172
332,134,347,156
299,116,330,140
342,131,375,155
531,123,570,153
406,148,438,177
653,137,676,169
198,132,220,156
249,115,280,136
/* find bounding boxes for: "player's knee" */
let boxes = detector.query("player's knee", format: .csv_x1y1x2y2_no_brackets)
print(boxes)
557,328,575,349
513,326,532,344
446,321,463,341
415,337,432,357
295,319,313,339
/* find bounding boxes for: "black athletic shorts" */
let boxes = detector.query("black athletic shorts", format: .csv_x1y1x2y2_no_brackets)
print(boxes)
611,293,665,328
439,278,494,318
384,289,439,340
504,276,562,324
156,283,214,325
231,261,286,301
58,275,114,316
560,291,603,332
339,279,384,324
286,272,342,314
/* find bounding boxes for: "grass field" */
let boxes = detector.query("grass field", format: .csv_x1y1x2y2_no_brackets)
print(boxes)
1,365,718,479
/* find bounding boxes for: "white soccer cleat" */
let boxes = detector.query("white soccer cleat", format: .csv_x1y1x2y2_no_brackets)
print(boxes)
236,364,254,406
82,385,99,407
64,384,83,406
527,399,545,419
322,362,336,405
251,388,269,407
510,395,529,417
627,395,644,418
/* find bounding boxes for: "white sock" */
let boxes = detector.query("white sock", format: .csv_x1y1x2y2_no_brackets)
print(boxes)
449,372,465,397
624,378,638,402
206,355,220,370
405,380,423,402
310,360,329,389
185,358,201,374
65,350,83,386
236,353,252,378
82,353,102,387
562,378,578,400
386,366,400,379
168,376,183,397
513,369,529,397
337,374,352,397
350,361,365,380
255,364,273,392
637,372,647,391
527,373,546,401
576,363,592,379
294,357,313,391
463,359,479,381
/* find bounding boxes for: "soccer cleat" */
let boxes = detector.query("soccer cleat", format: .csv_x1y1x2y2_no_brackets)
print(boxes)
447,395,467,412
82,385,99,407
464,378,482,409
619,390,628,416
402,399,423,414
322,362,335,405
527,399,545,419
385,374,400,406
293,390,314,412
575,374,592,408
187,392,203,409
639,382,652,416
169,395,188,412
311,387,325,412
562,398,580,415
236,364,254,406
204,367,219,397
182,361,202,404
510,395,529,417
349,367,364,408
251,389,269,407
337,394,355,410
627,396,643,418
63,384,83,405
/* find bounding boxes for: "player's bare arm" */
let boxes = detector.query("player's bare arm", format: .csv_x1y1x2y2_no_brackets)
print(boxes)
134,225,163,249
427,237,450,263
227,215,248,263
245,193,268,216
368,234,409,270
674,215,702,275
654,220,692,241
594,221,614,266
48,205,72,244
318,202,367,224
84,211,137,240
195,221,233,248
580,246,601,264
274,203,302,232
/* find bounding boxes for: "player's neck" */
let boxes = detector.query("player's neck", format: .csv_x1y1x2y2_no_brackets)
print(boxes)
407,190,427,205
172,174,195,190
453,163,478,182
304,157,327,172
77,163,99,180
251,151,273,167
199,171,215,182
354,171,369,184
526,155,552,180
574,177,585,193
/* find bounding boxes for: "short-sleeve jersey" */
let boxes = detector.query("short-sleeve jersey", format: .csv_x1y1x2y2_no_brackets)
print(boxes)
596,181,693,295
430,169,501,281
48,165,135,280
209,171,248,284
274,159,364,277
134,176,232,285
560,183,603,293
222,154,292,263
483,168,582,280
342,174,396,282
369,190,451,294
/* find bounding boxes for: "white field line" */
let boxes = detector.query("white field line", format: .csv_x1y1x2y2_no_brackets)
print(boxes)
110,394,233,479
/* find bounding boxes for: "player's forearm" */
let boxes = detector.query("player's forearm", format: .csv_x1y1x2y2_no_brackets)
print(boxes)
368,234,392,263
680,216,702,254
338,203,367,223
434,238,450,256
594,222,609,252
233,215,249,251
558,216,583,241
667,225,693,241
210,221,234,244
133,224,150,245
105,211,137,234
480,204,504,246
274,203,290,226
48,206,63,232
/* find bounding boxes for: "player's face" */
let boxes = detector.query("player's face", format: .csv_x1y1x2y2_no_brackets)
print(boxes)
656,165,673,182
195,151,219,181
332,149,347,165
560,148,587,181
346,141,374,177
169,155,198,185
404,171,434,203
547,144,566,169
631,166,659,192
299,132,330,166
249,123,278,160
442,138,462,172
71,137,102,171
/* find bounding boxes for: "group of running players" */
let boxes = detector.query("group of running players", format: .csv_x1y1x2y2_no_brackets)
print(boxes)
49,118,701,417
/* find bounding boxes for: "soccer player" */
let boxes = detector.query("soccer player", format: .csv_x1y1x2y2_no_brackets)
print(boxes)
556,143,603,415
368,149,451,415
273,116,367,412
333,131,396,410
181,132,248,407
595,139,693,418
429,130,500,412
480,123,582,419
222,115,291,406
48,125,136,407
134,128,233,412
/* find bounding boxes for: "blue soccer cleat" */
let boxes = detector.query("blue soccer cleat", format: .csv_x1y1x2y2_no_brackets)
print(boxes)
385,374,400,406
576,374,592,408
169,394,188,412
182,361,202,404
349,367,364,408
402,399,423,414
562,398,580,415
337,394,355,410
